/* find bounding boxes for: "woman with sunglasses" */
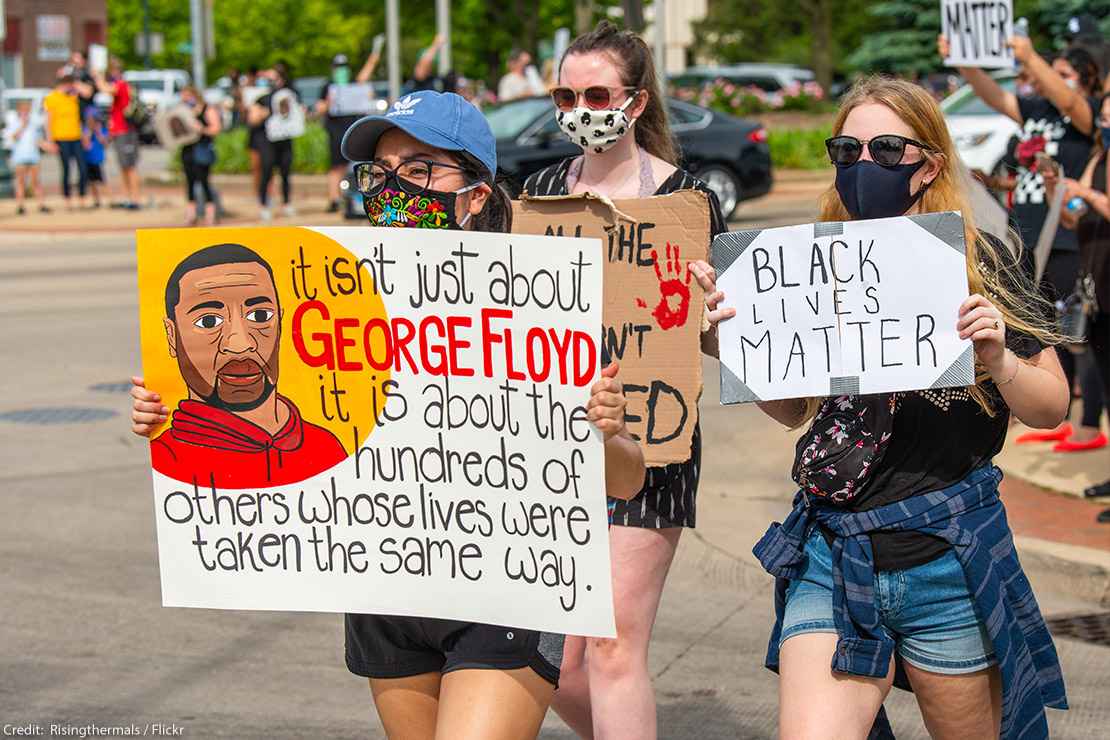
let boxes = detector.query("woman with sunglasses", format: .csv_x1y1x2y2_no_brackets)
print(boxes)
940,35,1106,452
129,91,647,739
522,21,726,740
697,76,1069,738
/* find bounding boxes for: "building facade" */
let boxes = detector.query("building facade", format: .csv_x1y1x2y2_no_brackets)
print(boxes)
2,0,108,88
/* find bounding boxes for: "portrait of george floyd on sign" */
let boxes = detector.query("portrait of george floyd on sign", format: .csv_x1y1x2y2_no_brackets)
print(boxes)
513,190,710,467
942,0,1015,69
713,212,975,404
135,226,617,638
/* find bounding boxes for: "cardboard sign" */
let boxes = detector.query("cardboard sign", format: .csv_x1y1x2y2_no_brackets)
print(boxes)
513,191,709,466
329,82,376,117
942,0,1014,69
136,227,615,637
713,212,974,403
265,88,305,142
154,105,201,150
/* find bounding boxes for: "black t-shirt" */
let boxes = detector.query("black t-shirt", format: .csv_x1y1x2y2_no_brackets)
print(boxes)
1012,95,1097,254
846,237,1047,570
410,71,458,94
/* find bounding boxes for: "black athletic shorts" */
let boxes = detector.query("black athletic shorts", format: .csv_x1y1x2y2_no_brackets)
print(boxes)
344,614,563,687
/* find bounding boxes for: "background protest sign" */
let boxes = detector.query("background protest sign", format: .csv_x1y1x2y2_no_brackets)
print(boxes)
136,226,615,637
713,212,974,403
153,105,201,150
329,83,377,117
265,88,306,142
513,191,709,466
942,0,1014,69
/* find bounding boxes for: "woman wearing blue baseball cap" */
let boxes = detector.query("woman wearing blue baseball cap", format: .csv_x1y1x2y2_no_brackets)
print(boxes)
129,90,644,738
522,22,726,740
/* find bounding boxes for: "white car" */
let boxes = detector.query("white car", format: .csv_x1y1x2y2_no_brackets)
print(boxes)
124,69,189,111
1,88,49,150
942,72,1019,177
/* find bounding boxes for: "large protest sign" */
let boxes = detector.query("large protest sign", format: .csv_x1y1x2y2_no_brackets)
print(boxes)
136,227,615,637
942,0,1014,69
713,212,974,403
513,191,709,466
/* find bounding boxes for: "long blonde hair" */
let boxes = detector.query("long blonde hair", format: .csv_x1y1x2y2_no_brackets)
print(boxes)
802,76,1057,424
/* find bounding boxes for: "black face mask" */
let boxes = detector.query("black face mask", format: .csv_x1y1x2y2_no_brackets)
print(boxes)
834,159,930,220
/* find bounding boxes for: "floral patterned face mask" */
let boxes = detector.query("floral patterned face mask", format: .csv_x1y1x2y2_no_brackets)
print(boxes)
363,171,481,229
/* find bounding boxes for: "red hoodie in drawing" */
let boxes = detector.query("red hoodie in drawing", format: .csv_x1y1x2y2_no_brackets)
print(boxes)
151,395,347,489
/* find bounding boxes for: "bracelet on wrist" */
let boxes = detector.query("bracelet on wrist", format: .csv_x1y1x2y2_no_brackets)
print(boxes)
995,350,1020,386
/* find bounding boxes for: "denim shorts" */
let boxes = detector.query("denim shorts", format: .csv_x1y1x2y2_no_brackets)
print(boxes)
780,528,996,675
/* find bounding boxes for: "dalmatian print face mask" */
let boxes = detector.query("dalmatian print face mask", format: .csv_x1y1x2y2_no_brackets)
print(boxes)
555,93,639,154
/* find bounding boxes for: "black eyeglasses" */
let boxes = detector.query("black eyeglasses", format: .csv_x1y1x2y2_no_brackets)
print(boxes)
825,134,935,168
352,159,470,197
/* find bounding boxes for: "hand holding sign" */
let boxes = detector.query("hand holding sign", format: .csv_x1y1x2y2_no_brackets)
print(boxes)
958,293,1007,370
1008,34,1033,65
587,362,627,440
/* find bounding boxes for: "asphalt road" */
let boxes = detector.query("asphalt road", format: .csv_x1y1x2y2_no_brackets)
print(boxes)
1,201,1108,738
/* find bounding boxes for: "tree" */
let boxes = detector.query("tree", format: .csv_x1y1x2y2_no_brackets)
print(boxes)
845,0,941,77
692,0,869,88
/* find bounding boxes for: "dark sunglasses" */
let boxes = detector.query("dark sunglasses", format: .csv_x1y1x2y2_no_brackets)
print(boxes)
825,134,935,168
551,86,639,112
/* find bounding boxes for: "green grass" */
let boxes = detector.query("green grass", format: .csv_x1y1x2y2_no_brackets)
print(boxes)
768,128,832,170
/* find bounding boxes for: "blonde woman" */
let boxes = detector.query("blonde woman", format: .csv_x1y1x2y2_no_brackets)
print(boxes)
694,77,1069,738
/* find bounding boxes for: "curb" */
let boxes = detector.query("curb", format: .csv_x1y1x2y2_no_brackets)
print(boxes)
1016,535,1110,607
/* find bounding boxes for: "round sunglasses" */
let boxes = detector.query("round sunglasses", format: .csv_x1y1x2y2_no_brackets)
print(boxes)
825,134,935,168
551,86,639,112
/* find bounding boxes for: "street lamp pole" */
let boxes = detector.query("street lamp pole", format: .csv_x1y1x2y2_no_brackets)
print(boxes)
436,0,451,77
189,0,206,88
654,0,667,86
142,0,152,69
386,0,400,102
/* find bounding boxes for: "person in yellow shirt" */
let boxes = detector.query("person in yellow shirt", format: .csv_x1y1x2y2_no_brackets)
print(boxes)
43,74,89,209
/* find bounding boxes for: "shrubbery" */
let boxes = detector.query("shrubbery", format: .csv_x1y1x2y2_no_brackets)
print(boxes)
675,79,835,117
171,123,333,175
767,128,832,170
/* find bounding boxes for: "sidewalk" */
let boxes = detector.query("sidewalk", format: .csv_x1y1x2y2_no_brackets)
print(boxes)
0,177,350,235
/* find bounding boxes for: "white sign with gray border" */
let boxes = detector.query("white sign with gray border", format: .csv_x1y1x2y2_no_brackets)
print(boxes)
713,212,974,404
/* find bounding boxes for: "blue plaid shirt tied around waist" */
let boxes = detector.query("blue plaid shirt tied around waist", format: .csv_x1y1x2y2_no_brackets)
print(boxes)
753,465,1066,739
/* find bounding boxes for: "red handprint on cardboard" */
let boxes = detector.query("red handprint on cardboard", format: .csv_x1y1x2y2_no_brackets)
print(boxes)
641,242,692,330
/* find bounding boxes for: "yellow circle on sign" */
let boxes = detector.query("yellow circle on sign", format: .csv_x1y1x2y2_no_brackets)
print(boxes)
137,227,390,481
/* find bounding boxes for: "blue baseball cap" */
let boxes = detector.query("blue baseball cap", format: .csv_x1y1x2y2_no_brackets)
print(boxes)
341,91,497,180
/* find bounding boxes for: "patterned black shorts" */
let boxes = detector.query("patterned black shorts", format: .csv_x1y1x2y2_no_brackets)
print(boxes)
608,424,700,529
